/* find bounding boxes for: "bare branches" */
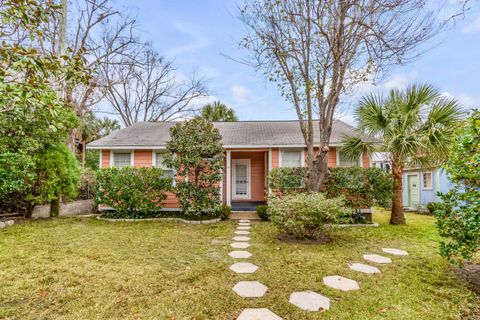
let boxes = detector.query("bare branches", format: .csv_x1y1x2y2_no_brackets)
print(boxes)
100,42,208,126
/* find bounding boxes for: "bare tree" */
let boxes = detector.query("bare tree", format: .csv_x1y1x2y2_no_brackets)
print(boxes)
101,42,208,126
239,0,441,191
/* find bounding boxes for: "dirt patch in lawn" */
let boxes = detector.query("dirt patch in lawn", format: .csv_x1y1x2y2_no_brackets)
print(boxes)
456,262,480,295
276,232,332,244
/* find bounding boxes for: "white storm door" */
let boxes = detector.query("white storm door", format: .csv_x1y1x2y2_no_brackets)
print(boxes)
232,159,251,200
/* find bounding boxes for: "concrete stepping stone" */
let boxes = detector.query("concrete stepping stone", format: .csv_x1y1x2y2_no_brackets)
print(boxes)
238,222,251,226
229,251,252,258
235,230,250,235
239,219,251,223
4,220,14,226
233,281,268,298
349,263,381,274
230,262,258,274
237,308,283,320
382,248,409,256
231,242,250,249
237,226,251,230
0,222,5,229
233,236,250,242
323,275,360,291
289,291,330,311
363,254,392,264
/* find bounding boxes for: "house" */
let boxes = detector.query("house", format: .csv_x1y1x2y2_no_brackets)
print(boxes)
87,120,371,211
402,166,454,209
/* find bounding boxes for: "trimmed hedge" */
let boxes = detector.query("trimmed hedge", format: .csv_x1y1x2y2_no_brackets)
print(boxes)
95,167,172,217
268,167,307,194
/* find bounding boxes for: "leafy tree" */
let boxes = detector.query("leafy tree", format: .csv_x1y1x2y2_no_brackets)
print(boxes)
341,84,462,225
164,118,224,217
435,110,480,264
200,101,238,122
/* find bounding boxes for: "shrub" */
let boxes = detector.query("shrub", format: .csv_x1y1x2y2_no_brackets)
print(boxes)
256,205,269,221
324,167,394,209
426,202,442,215
215,204,232,220
268,193,350,239
95,167,171,216
268,167,306,195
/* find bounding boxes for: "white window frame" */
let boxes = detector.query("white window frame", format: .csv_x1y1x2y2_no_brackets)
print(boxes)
279,149,305,168
153,151,176,186
422,171,433,190
110,150,133,168
232,158,251,200
336,149,361,167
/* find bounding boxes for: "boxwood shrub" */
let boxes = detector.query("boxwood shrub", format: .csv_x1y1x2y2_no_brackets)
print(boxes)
95,167,172,216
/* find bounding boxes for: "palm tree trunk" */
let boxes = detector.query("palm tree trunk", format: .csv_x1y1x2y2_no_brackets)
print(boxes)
390,160,405,225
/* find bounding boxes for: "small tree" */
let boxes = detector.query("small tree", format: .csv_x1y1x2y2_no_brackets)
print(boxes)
164,118,224,217
435,110,480,264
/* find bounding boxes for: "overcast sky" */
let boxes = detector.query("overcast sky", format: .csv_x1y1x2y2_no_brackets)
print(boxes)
114,0,480,124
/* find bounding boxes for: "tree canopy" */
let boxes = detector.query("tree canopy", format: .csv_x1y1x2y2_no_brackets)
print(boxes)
200,101,238,122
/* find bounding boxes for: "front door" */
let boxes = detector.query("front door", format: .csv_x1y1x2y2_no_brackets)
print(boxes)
407,175,420,208
232,159,251,200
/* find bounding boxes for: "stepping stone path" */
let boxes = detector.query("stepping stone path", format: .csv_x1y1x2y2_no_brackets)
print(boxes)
229,251,252,258
237,308,283,320
363,254,392,264
230,262,258,274
231,242,250,249
233,236,250,242
235,230,250,235
349,263,381,274
237,226,251,230
382,248,409,256
323,275,360,291
233,281,268,298
289,291,330,311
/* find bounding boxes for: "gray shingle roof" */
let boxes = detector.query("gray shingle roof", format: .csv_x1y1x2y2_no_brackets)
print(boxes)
87,120,359,149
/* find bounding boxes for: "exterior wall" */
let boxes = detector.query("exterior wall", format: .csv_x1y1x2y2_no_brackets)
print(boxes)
101,150,110,168
271,148,280,168
402,167,454,207
231,151,266,202
362,151,370,168
134,150,152,167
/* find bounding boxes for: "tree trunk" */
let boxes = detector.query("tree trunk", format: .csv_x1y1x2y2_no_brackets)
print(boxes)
50,196,60,218
82,139,86,168
390,160,405,225
24,202,34,219
306,147,329,191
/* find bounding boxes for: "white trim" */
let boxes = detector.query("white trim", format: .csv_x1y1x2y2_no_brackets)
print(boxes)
232,159,251,200
422,171,433,190
87,143,345,150
407,174,420,207
279,149,304,168
110,150,133,168
226,151,231,206
99,149,102,169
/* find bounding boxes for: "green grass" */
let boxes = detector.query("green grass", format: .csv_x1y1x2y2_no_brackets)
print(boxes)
0,212,478,319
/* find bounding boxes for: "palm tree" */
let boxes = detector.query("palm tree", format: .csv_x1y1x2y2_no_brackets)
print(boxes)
341,84,462,225
200,101,238,122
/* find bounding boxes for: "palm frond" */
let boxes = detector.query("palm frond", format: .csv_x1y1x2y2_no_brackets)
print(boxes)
340,136,377,161
356,93,389,136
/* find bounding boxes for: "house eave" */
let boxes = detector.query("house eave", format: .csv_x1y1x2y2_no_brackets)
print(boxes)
86,143,345,150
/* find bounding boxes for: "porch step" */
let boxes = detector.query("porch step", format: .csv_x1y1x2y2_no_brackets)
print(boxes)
229,211,261,221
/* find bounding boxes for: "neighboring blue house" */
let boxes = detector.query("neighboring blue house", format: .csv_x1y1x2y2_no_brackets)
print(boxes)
402,167,455,209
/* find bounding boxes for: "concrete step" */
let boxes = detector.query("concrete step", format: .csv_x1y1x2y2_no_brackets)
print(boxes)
229,211,261,221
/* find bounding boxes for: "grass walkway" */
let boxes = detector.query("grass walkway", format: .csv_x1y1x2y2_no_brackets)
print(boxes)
0,212,478,319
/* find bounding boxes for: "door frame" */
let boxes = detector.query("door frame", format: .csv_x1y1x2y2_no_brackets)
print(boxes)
407,174,420,208
232,159,251,200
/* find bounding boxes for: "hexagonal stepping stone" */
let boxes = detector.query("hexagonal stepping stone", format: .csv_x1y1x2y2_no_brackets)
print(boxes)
239,219,251,223
233,236,250,242
237,226,251,230
237,308,283,320
382,248,408,256
229,250,252,258
349,263,381,274
363,254,392,264
4,220,14,226
231,242,250,249
235,230,250,235
233,281,268,298
238,222,251,226
230,262,258,274
289,291,330,311
323,275,360,291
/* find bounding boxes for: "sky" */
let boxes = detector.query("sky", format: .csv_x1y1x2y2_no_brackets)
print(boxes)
114,0,480,124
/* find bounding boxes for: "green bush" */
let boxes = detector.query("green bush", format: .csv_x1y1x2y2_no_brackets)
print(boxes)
268,167,307,194
268,193,350,239
256,205,269,221
215,204,232,220
95,167,171,216
324,167,394,209
426,202,442,215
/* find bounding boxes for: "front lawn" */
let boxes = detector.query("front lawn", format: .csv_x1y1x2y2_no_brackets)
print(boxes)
0,212,478,319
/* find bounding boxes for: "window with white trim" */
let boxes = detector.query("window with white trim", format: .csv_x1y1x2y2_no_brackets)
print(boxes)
338,151,359,167
155,152,175,179
281,150,302,167
423,171,432,189
113,152,131,168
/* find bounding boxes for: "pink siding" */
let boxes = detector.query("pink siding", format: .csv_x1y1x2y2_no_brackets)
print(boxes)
101,150,110,168
271,148,280,168
362,151,370,168
134,150,152,167
231,151,266,202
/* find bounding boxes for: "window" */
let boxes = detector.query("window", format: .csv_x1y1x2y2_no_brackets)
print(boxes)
113,152,131,168
423,171,432,189
281,150,302,167
338,151,359,167
155,152,175,179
